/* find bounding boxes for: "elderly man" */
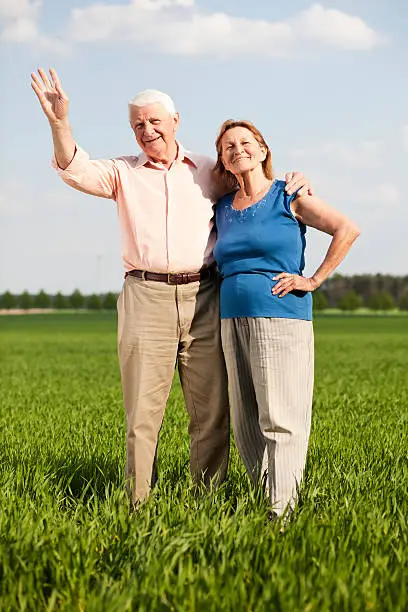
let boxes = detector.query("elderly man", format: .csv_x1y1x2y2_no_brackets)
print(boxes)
31,67,311,505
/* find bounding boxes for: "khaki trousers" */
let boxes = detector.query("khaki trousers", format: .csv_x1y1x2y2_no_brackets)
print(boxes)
117,274,230,504
221,317,314,516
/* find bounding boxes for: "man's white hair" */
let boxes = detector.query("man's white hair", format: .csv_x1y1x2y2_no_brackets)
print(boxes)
128,89,177,116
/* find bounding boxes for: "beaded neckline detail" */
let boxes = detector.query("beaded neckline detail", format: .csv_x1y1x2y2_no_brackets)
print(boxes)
226,180,278,223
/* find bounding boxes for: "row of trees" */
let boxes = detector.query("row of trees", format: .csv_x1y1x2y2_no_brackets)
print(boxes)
317,274,408,307
312,273,408,311
1,274,408,311
0,290,118,310
313,288,408,311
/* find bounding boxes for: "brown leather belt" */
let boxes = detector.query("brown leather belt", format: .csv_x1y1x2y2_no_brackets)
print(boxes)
125,266,216,285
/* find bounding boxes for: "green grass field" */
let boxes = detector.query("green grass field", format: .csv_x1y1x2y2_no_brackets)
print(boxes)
1,313,408,611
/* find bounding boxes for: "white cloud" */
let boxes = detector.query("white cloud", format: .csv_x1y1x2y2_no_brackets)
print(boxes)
0,1,385,57
1,17,37,41
65,1,383,57
0,0,41,42
289,4,383,51
0,0,68,53
0,0,40,21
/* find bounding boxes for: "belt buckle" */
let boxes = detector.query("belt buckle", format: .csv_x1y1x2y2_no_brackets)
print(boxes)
141,270,147,281
168,273,179,285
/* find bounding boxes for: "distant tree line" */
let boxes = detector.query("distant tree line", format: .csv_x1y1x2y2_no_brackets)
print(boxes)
1,274,408,312
313,274,408,311
0,289,118,310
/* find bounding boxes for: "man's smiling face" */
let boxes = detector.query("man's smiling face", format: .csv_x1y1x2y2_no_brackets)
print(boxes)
130,103,179,163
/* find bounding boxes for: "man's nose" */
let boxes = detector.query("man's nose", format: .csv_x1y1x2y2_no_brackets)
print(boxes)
142,123,155,136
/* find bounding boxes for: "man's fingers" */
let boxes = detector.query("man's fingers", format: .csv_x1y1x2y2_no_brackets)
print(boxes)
285,180,301,195
38,67,52,90
49,68,65,97
285,177,297,193
297,186,310,197
289,179,306,191
49,67,59,83
31,80,47,106
31,71,45,91
31,80,41,97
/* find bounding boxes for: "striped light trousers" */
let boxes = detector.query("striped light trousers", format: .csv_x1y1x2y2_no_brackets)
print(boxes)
221,317,314,516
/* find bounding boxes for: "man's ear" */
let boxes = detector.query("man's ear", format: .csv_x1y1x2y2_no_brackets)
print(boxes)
173,112,180,132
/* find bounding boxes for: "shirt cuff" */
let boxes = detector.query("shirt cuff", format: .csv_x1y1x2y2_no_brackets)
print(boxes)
51,145,90,175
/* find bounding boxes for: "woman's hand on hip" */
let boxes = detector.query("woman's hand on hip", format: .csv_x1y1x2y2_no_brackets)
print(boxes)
272,273,318,297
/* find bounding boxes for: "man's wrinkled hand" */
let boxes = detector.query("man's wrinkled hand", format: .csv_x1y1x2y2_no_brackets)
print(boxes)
284,171,314,197
31,67,69,124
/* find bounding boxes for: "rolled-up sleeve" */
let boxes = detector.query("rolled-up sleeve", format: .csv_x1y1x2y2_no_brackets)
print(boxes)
52,146,118,200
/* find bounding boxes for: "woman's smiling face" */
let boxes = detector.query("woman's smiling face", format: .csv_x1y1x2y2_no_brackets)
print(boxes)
221,126,267,177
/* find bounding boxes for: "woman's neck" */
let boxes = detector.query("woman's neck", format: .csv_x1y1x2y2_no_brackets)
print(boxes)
233,174,273,211
236,167,271,198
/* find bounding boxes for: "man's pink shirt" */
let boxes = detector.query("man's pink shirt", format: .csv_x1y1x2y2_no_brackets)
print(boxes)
54,143,221,274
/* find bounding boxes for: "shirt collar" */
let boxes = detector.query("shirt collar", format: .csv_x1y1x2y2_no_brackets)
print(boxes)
134,142,198,170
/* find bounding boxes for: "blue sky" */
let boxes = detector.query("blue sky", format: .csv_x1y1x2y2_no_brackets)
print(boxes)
1,0,407,293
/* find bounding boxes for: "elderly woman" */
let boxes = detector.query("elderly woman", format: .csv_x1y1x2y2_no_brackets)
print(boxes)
213,119,359,518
